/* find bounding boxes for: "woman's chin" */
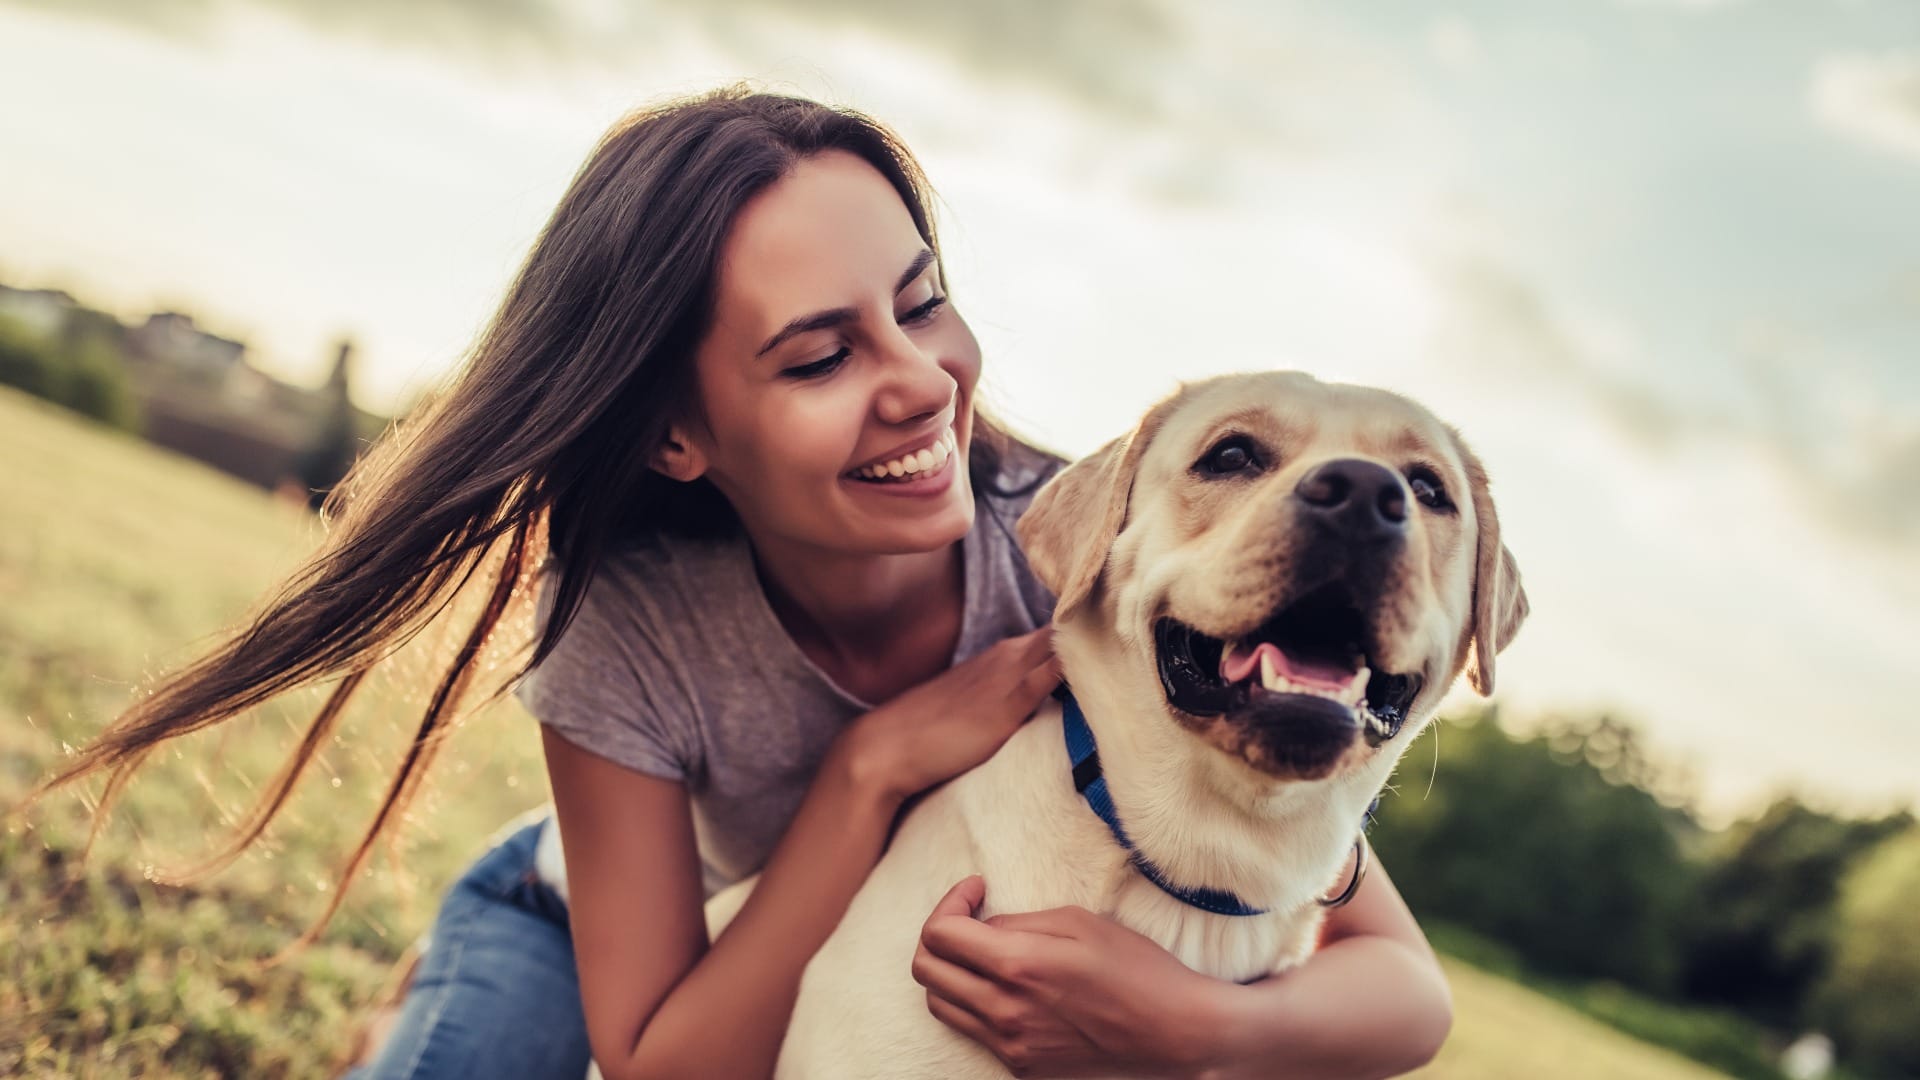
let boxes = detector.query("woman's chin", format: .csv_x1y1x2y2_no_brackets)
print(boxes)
840,485,975,555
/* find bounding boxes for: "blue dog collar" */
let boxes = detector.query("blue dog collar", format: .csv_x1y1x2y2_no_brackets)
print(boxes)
1059,686,1376,917
1061,688,1269,917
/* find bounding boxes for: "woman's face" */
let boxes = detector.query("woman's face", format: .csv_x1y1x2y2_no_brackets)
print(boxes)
664,150,983,557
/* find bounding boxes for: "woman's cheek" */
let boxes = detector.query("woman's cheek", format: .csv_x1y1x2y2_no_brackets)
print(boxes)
783,393,864,480
946,325,983,403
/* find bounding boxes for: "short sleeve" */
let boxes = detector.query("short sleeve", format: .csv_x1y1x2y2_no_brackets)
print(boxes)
513,563,703,783
994,444,1066,627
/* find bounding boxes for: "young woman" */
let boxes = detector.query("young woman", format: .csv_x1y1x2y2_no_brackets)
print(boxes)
38,89,1453,1079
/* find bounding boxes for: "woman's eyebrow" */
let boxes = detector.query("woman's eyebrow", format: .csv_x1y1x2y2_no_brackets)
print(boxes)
893,248,936,295
755,248,936,357
755,306,855,357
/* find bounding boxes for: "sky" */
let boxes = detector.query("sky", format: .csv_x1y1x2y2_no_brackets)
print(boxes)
2,0,1916,825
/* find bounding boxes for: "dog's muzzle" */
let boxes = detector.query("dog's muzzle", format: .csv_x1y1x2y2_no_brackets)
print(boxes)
1155,605,1420,750
1152,465,1430,776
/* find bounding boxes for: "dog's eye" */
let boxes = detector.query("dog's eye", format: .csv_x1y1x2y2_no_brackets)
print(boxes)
1409,467,1454,511
1196,436,1260,477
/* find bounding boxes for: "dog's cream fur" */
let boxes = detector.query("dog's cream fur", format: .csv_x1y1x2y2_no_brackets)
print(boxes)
746,371,1529,1079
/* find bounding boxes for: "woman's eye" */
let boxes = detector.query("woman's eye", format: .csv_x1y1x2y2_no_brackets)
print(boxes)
1196,436,1260,476
783,347,850,380
899,295,947,325
1409,468,1453,511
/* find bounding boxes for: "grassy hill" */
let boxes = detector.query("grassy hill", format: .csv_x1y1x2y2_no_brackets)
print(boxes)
0,386,1732,1078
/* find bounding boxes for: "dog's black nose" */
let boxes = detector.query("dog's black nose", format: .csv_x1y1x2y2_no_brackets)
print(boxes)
1294,459,1409,543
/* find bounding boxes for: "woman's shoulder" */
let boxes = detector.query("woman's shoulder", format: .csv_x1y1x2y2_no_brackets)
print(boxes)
529,533,749,666
515,537,750,779
980,434,1067,516
973,435,1068,627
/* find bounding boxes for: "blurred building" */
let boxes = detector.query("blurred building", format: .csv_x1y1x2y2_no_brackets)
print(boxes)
2,278,386,496
125,311,245,378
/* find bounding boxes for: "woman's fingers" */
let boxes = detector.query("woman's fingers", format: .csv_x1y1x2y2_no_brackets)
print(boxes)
991,627,1057,705
856,625,1059,795
916,878,1028,1032
975,628,1058,729
917,880,1030,1043
1018,625,1056,663
988,627,1052,675
921,907,1058,986
927,875,986,920
1012,654,1063,707
913,944,1005,1017
981,905,1089,940
925,990,1002,1046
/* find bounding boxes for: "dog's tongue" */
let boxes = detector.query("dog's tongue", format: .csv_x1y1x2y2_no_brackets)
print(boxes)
1221,641,1362,693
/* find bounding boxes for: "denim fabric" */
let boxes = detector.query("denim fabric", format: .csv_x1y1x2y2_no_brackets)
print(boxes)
344,815,591,1080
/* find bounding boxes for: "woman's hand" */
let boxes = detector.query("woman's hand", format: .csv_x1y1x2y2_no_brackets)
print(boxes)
911,858,1453,1080
841,628,1060,804
911,876,1215,1079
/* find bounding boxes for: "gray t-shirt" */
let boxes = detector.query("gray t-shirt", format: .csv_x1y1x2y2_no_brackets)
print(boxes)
515,459,1059,898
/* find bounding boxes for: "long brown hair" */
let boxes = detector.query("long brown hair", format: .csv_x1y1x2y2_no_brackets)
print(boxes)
22,86,1033,938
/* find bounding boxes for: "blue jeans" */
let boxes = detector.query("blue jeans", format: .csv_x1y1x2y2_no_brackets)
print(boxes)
345,815,592,1079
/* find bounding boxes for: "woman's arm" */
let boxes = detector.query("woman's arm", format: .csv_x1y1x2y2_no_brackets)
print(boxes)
549,726,892,1080
1193,854,1453,1079
550,628,1060,1080
912,849,1451,1080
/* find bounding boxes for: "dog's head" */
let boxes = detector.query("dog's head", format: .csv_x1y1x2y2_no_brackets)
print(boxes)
1020,371,1527,786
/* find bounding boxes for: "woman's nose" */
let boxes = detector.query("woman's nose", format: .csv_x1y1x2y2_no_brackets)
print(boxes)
873,336,956,427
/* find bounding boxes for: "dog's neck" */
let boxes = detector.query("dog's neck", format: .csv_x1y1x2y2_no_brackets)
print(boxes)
1053,611,1386,918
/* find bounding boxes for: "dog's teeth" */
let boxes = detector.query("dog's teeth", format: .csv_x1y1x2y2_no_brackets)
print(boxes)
1344,666,1371,708
1259,651,1280,691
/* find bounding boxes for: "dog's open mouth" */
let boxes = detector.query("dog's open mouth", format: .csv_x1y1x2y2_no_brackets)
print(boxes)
1154,584,1423,746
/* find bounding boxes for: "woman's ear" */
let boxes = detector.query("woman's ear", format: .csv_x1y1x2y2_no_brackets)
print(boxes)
648,425,708,483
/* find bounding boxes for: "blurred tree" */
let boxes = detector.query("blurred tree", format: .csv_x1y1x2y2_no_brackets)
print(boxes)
0,311,139,430
1681,798,1913,1028
297,339,360,512
1370,709,1701,994
1813,827,1920,1077
60,332,140,430
0,315,60,399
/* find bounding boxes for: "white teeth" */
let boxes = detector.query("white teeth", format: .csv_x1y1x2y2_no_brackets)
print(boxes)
1361,695,1394,738
855,429,955,481
1250,650,1371,710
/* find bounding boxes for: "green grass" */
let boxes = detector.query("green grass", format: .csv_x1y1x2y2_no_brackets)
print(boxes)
1413,960,1737,1080
1,387,548,1076
1421,923,1793,1080
0,385,1735,1078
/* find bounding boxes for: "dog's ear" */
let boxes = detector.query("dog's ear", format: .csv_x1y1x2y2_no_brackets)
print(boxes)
1452,429,1528,696
1019,391,1183,619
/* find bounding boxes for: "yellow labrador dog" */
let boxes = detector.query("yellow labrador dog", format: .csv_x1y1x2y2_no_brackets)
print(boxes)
748,370,1529,1078
518,370,1537,1080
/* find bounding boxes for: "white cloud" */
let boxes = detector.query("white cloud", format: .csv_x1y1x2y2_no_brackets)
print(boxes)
1426,14,1482,73
1415,244,1920,819
1811,50,1920,163
1617,0,1747,9
6,0,1917,822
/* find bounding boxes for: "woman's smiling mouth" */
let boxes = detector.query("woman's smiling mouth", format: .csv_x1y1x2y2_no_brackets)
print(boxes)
846,427,958,483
